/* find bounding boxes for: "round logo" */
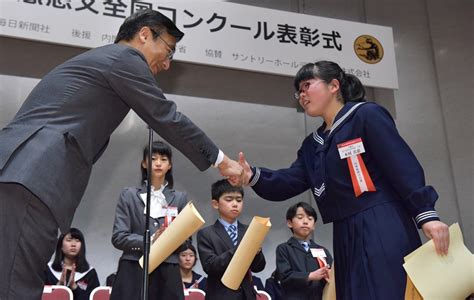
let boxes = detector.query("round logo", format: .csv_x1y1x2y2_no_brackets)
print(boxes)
354,35,384,64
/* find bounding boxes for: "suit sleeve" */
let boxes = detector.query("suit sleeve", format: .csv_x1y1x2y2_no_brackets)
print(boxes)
111,189,143,251
359,104,440,227
250,147,310,201
107,49,219,171
197,229,235,277
276,244,311,289
250,248,266,273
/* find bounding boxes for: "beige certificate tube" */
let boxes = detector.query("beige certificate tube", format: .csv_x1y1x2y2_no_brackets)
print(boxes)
139,202,205,273
221,216,271,290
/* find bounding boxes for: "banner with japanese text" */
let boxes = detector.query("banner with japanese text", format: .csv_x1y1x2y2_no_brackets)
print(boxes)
0,0,398,89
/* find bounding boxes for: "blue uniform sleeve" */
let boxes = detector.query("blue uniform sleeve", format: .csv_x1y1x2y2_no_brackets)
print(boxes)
249,147,310,201
360,104,440,227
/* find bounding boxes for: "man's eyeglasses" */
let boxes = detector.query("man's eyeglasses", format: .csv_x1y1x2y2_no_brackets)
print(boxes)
149,28,175,60
293,79,325,101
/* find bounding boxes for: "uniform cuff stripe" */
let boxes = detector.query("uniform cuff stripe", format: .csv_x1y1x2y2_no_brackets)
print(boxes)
415,211,438,223
249,167,261,187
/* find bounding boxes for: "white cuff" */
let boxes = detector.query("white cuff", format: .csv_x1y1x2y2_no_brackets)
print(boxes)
212,150,224,168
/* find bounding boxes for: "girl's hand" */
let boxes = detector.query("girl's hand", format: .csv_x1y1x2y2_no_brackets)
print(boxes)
68,264,77,290
422,220,449,256
152,227,166,244
57,266,67,285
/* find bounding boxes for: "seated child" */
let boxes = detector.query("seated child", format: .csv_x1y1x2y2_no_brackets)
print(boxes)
44,228,100,300
178,241,207,290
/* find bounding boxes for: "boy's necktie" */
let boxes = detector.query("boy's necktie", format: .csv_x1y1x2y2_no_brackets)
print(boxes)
227,224,238,246
302,241,310,252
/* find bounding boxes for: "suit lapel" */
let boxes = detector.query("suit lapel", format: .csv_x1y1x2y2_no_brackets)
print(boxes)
237,222,247,244
162,186,175,206
213,220,235,249
288,236,310,256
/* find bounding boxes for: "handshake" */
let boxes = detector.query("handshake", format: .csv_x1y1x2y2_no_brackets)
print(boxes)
217,152,253,187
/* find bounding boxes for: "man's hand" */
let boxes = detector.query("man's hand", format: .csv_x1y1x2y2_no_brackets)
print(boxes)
238,152,253,186
218,154,243,186
422,220,449,256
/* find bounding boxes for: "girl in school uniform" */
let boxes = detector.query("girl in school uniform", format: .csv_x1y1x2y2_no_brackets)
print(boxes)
44,228,100,300
238,61,449,300
110,141,189,300
177,241,207,290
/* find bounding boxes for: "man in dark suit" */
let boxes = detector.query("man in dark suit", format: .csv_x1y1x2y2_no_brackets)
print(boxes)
197,180,266,300
0,10,242,300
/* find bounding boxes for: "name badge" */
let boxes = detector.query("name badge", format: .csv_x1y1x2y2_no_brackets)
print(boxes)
337,137,365,159
162,206,178,227
310,248,327,258
161,206,178,217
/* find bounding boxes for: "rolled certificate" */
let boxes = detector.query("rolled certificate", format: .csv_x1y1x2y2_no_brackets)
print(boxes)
322,264,336,300
221,216,271,290
139,202,205,273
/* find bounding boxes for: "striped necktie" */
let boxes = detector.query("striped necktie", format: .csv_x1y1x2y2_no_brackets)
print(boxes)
227,224,238,246
302,241,310,252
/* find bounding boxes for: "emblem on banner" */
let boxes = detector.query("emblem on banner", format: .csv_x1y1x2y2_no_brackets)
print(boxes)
354,35,384,64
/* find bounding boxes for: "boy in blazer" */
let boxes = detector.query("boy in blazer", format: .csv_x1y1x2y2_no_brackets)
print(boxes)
276,202,333,300
197,180,266,300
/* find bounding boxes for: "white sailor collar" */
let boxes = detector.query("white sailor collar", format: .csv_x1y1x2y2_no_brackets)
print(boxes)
47,261,94,282
312,102,366,145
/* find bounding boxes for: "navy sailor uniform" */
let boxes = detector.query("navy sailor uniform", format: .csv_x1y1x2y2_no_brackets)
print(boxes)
249,101,440,300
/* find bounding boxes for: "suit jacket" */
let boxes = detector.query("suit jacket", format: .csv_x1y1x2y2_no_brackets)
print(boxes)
0,44,218,232
276,237,333,300
197,220,266,300
111,185,188,264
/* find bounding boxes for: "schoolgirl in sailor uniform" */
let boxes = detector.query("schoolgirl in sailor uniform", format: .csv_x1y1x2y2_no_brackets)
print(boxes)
239,61,450,300
110,141,189,300
43,228,100,300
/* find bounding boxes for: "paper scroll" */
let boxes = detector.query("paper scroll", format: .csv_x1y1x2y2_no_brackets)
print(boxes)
405,276,423,300
221,216,271,290
322,264,336,300
403,223,474,299
139,202,205,273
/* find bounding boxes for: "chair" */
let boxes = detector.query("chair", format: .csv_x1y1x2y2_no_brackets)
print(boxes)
89,286,112,300
184,288,206,300
256,289,272,300
42,285,73,300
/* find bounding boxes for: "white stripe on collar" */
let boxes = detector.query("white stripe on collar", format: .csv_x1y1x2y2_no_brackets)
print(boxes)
312,132,324,145
48,261,93,282
329,102,366,136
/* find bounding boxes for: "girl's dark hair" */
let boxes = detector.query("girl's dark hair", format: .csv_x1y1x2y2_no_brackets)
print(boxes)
294,60,366,103
177,240,198,267
141,141,174,188
286,201,318,221
115,9,184,43
52,228,90,273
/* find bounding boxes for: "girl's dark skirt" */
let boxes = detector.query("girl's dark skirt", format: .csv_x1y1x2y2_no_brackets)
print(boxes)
333,201,422,300
110,259,184,300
